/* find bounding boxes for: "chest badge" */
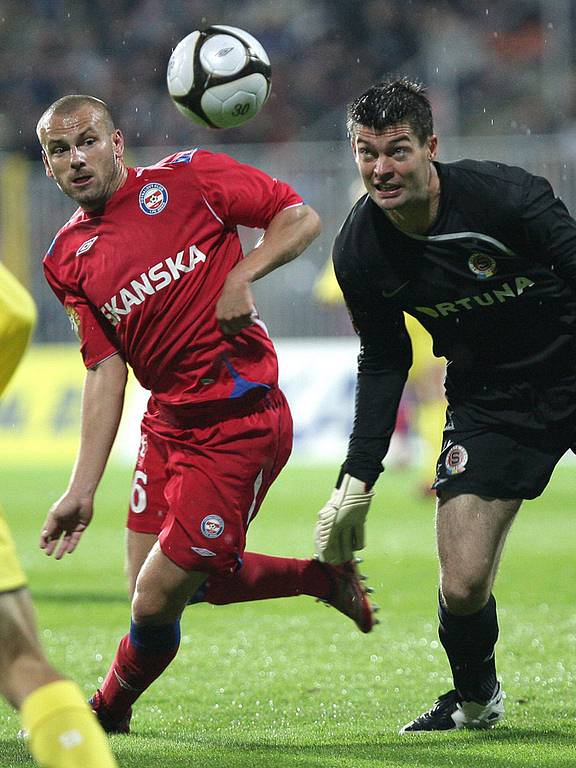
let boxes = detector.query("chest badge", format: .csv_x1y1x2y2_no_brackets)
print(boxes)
468,252,496,279
139,182,168,215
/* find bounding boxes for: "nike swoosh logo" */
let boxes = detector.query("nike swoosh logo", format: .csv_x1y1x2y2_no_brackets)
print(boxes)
382,281,409,298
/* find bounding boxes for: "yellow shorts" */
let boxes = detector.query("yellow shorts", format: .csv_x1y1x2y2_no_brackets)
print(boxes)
0,505,27,592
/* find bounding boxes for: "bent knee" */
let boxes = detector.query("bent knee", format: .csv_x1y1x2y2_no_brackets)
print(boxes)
131,588,173,625
441,579,491,615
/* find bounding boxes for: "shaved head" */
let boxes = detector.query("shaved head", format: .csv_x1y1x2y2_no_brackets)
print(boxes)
36,95,115,146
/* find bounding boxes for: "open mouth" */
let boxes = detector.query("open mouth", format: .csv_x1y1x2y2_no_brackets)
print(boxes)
374,184,401,198
71,175,93,187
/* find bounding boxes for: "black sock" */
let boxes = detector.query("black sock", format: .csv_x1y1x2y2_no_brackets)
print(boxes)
438,591,499,702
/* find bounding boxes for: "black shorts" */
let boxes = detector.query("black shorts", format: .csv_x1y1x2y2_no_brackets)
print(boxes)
433,375,576,499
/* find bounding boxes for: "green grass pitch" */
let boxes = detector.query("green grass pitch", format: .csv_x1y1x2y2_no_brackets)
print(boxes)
1,462,575,767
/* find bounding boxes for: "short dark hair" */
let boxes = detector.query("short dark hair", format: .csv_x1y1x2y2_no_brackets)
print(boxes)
346,78,433,145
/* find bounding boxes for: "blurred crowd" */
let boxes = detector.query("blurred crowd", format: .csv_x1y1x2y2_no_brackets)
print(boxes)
1,0,576,156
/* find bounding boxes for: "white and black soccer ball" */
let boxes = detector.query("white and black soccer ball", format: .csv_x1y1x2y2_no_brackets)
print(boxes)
167,25,271,129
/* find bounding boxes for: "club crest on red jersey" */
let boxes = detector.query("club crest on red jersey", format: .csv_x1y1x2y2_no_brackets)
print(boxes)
200,514,225,539
139,183,168,215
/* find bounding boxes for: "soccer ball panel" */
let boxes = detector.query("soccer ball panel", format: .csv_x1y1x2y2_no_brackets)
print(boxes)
199,34,248,77
167,31,201,97
209,25,271,65
167,26,271,129
201,74,269,128
173,100,211,127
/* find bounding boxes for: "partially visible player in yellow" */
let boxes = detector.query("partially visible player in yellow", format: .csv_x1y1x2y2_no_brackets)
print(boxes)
0,261,118,767
315,258,446,493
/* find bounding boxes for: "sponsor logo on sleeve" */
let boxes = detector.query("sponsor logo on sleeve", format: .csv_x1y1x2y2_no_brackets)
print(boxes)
170,150,196,165
139,183,168,215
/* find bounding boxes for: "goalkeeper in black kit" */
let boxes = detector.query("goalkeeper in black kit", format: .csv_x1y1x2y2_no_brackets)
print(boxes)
314,77,576,732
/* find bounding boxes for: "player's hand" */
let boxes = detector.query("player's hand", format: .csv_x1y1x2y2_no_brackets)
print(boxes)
314,474,374,564
216,274,257,335
39,492,94,560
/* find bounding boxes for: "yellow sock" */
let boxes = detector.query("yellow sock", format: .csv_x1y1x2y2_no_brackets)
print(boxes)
20,680,118,768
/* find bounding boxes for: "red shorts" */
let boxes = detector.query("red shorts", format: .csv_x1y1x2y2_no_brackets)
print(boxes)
127,389,293,575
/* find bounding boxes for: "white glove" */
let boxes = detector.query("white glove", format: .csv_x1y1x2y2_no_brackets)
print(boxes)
314,473,374,564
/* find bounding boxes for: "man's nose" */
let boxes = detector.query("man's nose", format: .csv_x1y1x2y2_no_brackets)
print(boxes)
69,146,85,168
373,156,393,177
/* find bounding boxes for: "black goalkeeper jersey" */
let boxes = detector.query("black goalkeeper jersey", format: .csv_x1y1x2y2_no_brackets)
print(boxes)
335,159,576,484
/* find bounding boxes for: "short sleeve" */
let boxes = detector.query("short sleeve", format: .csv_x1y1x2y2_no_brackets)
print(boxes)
43,258,120,369
191,150,303,229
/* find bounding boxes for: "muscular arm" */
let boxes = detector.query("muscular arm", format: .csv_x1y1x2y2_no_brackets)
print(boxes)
40,353,128,558
216,204,322,334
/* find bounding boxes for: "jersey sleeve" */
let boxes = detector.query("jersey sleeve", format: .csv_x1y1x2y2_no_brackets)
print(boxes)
518,173,576,281
43,257,120,370
191,150,303,230
334,237,412,487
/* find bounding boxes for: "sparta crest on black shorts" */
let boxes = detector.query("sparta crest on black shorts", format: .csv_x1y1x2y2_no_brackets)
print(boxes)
431,378,576,499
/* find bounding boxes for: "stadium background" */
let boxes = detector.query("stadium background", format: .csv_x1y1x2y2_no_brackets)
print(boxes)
1,5,576,766
2,0,576,468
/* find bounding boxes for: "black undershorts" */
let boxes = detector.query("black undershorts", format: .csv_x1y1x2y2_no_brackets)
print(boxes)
433,374,576,499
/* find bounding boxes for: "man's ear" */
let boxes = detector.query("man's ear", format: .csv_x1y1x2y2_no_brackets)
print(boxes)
427,134,438,160
112,129,125,161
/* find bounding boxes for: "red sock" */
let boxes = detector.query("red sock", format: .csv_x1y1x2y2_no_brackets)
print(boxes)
99,630,179,714
203,552,331,604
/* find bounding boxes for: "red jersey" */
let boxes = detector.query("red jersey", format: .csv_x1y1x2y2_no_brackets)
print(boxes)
43,149,303,409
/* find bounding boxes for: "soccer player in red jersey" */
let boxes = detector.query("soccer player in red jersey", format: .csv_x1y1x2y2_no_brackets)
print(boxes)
36,95,375,733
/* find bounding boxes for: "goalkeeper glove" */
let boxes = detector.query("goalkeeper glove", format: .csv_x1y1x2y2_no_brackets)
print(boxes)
314,473,374,564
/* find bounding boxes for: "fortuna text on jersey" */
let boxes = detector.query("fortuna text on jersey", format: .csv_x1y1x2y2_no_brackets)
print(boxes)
100,244,208,325
414,276,534,320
